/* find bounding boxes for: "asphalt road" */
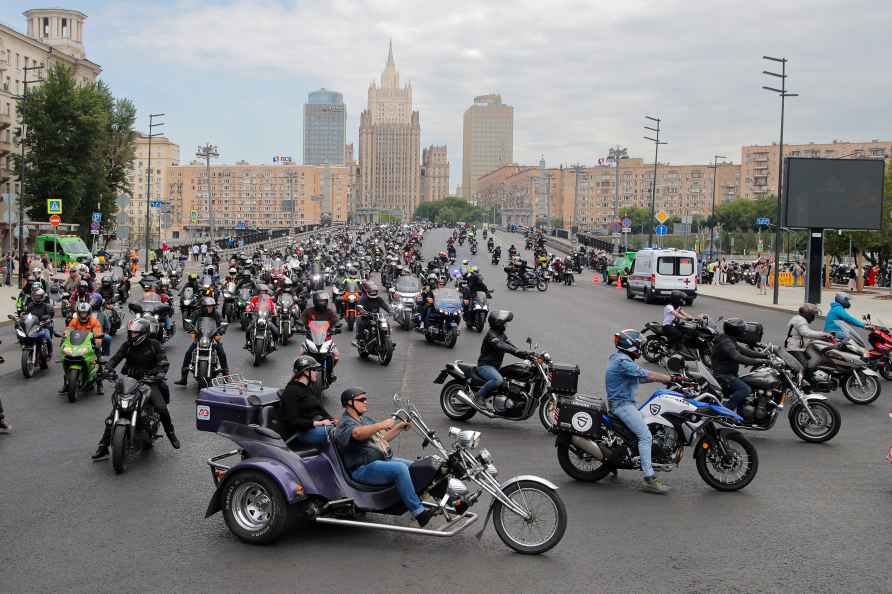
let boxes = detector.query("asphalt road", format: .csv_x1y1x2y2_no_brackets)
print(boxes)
1,229,890,594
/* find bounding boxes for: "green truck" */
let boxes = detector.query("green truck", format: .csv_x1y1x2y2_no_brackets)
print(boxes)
34,234,92,268
607,251,636,285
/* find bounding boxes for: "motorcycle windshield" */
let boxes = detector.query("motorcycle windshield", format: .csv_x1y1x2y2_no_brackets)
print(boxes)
197,317,218,337
474,291,488,305
344,280,361,293
22,313,38,333
309,321,330,345
239,288,251,301
434,289,461,311
142,293,163,312
836,321,868,348
225,282,236,293
256,299,272,315
111,267,124,282
776,347,803,373
67,330,90,346
280,293,294,307
695,361,724,394
396,277,421,293
182,287,194,300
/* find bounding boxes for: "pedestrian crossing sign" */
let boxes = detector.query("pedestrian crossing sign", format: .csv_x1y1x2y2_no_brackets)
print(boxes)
47,198,62,215
190,209,199,223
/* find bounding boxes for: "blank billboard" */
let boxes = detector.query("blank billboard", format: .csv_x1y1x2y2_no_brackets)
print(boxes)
783,158,885,229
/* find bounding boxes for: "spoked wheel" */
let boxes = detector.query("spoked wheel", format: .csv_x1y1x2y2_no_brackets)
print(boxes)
641,336,665,364
841,373,881,405
222,471,291,545
21,348,34,378
537,395,558,431
440,380,476,421
492,479,567,555
111,424,130,475
536,280,548,292
556,441,613,482
695,432,758,491
788,401,841,443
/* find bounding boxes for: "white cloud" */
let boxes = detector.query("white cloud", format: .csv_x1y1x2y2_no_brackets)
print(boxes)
104,0,892,190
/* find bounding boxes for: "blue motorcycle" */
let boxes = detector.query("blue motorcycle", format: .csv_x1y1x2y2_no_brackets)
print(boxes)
199,387,567,553
415,288,462,348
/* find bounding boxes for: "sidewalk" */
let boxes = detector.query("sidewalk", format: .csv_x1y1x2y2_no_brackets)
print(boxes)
697,282,892,321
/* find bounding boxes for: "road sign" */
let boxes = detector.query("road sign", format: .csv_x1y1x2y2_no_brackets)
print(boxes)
150,200,162,208
622,227,632,233
47,199,62,215
655,224,668,236
622,217,632,228
756,217,770,226
190,209,199,223
49,214,61,227
655,210,668,224
91,212,102,223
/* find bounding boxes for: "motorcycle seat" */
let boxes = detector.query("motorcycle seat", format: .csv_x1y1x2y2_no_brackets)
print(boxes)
457,363,486,385
323,439,395,493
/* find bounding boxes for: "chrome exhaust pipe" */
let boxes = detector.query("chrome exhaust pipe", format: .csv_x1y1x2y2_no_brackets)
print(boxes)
455,390,495,417
570,436,604,460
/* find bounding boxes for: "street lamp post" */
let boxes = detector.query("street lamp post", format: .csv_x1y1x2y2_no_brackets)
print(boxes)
644,116,667,248
607,145,628,226
709,154,727,261
144,113,165,272
16,64,44,288
763,56,798,305
196,143,220,247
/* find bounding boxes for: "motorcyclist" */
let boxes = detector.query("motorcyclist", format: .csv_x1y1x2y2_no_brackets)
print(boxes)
447,244,456,261
245,284,280,348
334,387,435,527
710,318,770,415
20,268,48,305
183,272,200,294
24,287,54,358
98,275,116,304
417,276,437,330
508,244,517,258
662,290,693,349
174,296,229,386
300,292,341,378
91,318,179,460
278,356,336,448
824,292,866,338
476,310,531,404
356,282,391,342
607,329,676,494
62,302,108,395
785,303,833,366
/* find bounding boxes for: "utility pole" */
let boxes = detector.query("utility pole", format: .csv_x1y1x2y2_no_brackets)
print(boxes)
607,146,628,226
17,64,44,288
196,143,220,248
144,113,165,272
709,154,727,261
644,116,667,248
763,56,798,305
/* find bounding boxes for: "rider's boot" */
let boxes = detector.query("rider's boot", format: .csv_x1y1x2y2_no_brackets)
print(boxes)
160,411,181,449
641,475,670,494
174,367,189,386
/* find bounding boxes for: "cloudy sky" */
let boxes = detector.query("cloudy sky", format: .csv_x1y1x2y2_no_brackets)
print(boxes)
3,0,891,192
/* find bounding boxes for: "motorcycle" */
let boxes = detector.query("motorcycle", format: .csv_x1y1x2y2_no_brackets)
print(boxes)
863,315,892,380
277,292,296,344
435,338,577,431
61,329,100,403
201,392,567,553
462,290,489,332
470,242,478,255
184,318,229,388
416,288,462,348
128,294,174,344
641,316,716,366
353,306,395,366
391,275,422,331
221,282,238,323
552,373,759,492
341,279,362,331
101,370,166,474
300,320,342,390
674,352,841,443
237,286,253,331
180,287,198,324
801,324,881,405
505,267,548,292
246,300,276,367
491,252,501,265
10,312,53,378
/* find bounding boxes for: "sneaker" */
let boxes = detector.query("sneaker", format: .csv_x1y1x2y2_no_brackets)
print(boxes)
415,508,436,528
640,476,670,494
0,417,11,434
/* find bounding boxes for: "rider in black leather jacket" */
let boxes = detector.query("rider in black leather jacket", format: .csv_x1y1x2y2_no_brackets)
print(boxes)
476,310,530,401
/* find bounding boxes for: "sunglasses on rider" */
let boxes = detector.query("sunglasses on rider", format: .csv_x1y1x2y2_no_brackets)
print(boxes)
352,397,368,403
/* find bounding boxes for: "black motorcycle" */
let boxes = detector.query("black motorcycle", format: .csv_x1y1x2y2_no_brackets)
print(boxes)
128,295,174,344
491,252,500,265
180,287,198,325
10,312,53,378
415,288,462,348
221,282,238,323
461,290,489,332
641,316,716,366
505,267,548,292
246,300,276,366
103,370,164,475
183,318,228,388
435,338,578,431
353,307,395,366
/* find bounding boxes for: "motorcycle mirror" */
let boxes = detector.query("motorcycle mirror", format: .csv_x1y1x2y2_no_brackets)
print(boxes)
666,355,686,373
526,337,532,345
6,314,14,320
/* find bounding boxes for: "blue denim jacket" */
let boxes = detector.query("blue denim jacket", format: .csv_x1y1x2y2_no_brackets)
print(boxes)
605,352,649,406
823,301,864,336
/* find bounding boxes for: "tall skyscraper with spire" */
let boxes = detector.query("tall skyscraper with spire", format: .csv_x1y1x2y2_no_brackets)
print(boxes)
358,41,421,222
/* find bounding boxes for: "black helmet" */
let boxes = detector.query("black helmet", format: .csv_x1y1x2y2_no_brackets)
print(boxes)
614,329,642,359
292,355,320,376
670,291,686,308
835,292,851,309
127,318,150,346
76,301,91,323
723,318,747,341
78,280,89,293
340,386,367,407
798,303,818,323
313,291,329,311
487,309,514,330
101,276,112,287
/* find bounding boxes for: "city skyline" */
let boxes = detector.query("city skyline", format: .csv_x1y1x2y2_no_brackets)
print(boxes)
1,1,891,195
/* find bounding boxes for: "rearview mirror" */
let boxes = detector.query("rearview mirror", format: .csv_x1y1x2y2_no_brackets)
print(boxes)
666,355,686,373
526,337,532,345
7,314,15,320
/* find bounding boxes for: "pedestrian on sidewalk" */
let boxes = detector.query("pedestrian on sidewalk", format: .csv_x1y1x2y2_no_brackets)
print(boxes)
758,260,769,295
191,243,200,263
4,253,14,286
847,266,857,291
719,258,728,285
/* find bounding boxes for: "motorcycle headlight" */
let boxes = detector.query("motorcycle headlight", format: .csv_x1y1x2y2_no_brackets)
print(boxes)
457,430,481,449
15,328,25,338
63,347,74,356
393,302,402,309
118,396,133,410
348,295,356,302
440,309,449,315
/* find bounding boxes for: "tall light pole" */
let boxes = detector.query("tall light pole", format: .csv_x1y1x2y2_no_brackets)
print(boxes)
144,113,165,272
607,146,628,225
196,143,219,247
763,56,798,305
709,154,727,261
16,64,44,288
644,116,667,248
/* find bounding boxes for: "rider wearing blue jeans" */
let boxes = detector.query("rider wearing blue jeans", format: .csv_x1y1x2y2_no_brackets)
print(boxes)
334,387,436,527
606,329,675,494
476,310,530,403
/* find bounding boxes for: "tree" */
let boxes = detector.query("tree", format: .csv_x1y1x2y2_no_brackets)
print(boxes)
619,207,652,234
413,197,487,225
15,64,136,244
